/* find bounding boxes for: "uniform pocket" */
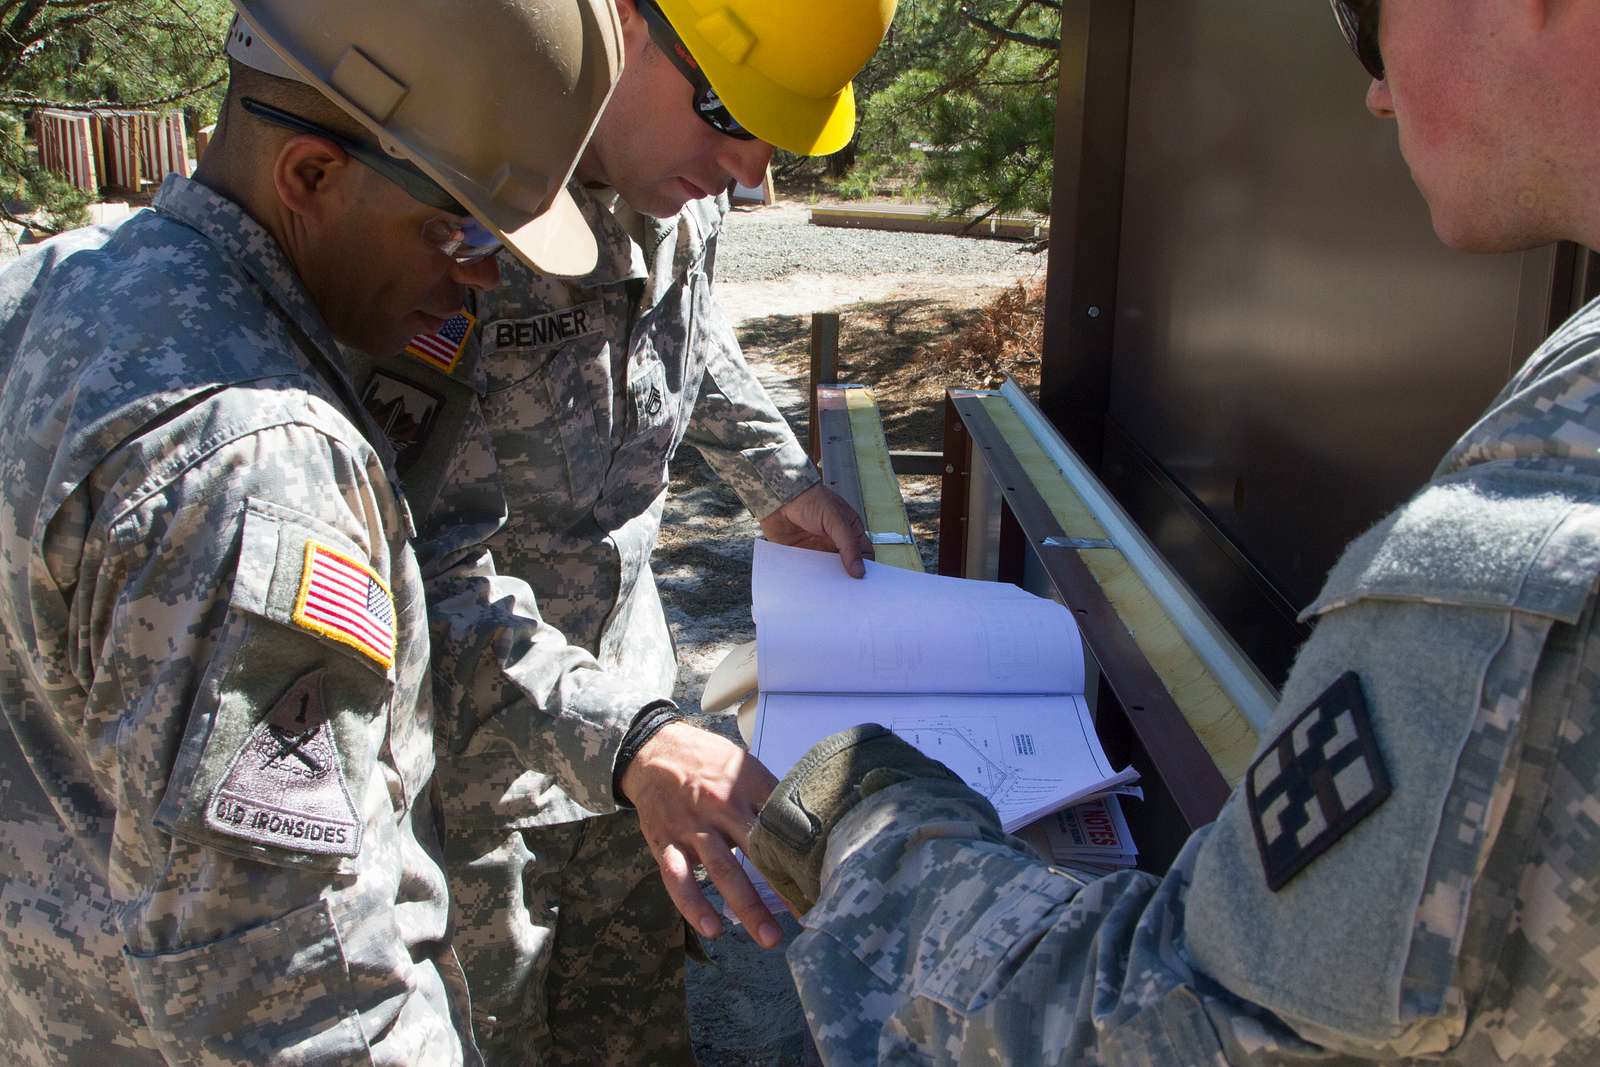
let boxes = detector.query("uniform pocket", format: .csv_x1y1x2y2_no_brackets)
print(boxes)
480,339,609,512
123,897,371,1066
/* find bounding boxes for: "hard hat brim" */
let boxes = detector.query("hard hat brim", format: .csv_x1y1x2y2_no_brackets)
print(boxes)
489,184,599,277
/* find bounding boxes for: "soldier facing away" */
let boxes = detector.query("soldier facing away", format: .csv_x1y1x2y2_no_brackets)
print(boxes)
0,1,621,1062
746,2,1600,1063
339,1,895,1062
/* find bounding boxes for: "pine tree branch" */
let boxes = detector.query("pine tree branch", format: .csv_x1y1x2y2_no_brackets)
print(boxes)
959,6,1058,51
0,68,224,110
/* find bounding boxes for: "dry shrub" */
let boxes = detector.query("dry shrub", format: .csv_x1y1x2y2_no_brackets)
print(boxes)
933,278,1046,389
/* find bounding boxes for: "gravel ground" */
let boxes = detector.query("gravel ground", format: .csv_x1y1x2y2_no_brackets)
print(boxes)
718,200,1045,282
674,200,1042,1066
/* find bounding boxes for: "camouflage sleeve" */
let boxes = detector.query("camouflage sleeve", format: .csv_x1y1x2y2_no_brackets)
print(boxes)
416,407,668,814
681,265,819,519
793,578,1600,1064
423,543,670,814
88,415,470,1065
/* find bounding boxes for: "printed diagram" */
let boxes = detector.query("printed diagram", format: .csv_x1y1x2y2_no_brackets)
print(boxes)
889,715,1061,822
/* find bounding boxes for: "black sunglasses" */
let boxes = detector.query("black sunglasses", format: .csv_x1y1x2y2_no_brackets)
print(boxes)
241,97,469,215
636,0,756,141
1329,0,1384,81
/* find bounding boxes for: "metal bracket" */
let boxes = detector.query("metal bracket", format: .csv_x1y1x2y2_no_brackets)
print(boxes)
869,532,915,546
1043,535,1116,551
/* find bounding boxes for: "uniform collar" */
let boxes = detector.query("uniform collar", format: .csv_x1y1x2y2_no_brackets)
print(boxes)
1438,294,1600,478
565,181,648,288
151,174,345,367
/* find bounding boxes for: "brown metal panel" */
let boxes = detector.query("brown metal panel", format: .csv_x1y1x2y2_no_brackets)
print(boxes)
807,313,840,462
1556,245,1600,316
1103,0,1558,625
956,397,1231,831
1038,0,1135,465
815,386,865,522
938,392,972,577
1099,423,1309,686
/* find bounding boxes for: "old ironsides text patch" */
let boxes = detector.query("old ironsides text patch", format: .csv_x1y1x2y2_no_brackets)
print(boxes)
205,670,362,858
1246,671,1392,891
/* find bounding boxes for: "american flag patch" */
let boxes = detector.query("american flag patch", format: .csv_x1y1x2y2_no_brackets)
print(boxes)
404,309,476,373
291,542,397,670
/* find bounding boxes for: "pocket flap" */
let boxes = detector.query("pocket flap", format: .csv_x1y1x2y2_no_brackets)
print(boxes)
235,499,397,677
1304,464,1600,623
123,898,368,1064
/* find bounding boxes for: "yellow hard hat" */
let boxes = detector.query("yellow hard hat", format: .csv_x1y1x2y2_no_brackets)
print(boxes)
229,0,623,276
654,0,896,156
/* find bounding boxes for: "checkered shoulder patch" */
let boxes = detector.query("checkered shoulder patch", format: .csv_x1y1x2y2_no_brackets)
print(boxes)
1246,672,1392,892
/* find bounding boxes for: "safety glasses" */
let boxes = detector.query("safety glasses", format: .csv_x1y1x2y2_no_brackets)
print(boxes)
241,97,503,263
1329,0,1384,81
637,0,756,141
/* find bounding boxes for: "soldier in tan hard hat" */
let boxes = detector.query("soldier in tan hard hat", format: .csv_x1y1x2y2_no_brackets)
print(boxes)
0,2,620,1063
338,1,897,1062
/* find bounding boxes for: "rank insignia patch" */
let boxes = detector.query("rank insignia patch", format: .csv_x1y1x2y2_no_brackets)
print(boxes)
362,371,441,473
1246,671,1392,891
205,670,361,858
404,309,476,373
292,541,397,670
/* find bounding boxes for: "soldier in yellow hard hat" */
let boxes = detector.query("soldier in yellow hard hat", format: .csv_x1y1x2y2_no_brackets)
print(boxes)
337,0,897,1062
0,2,620,1063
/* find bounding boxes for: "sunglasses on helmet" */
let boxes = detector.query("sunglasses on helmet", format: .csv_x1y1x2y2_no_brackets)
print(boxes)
636,0,756,142
241,97,503,263
1329,0,1383,81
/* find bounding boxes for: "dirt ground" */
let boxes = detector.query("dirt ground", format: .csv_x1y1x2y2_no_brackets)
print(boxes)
667,263,1045,1065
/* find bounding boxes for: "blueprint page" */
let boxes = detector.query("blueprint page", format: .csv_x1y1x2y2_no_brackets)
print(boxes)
752,541,1084,696
753,691,1136,831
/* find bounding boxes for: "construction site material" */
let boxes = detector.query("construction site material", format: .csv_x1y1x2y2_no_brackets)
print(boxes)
815,383,922,573
35,108,190,194
717,201,1045,283
810,202,1048,241
36,110,99,193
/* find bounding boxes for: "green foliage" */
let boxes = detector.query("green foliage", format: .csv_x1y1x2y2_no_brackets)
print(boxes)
0,0,232,231
848,0,1059,219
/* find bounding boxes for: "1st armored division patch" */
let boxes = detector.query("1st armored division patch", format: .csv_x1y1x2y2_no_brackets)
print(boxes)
205,669,362,858
1246,671,1392,891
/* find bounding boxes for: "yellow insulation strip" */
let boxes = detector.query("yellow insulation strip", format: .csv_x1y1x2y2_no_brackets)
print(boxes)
845,387,924,573
978,397,1259,783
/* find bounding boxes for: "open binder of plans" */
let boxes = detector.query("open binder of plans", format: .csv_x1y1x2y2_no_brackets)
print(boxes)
747,540,1139,840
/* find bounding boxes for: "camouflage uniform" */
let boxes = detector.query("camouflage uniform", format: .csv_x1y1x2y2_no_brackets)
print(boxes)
343,183,817,1063
788,296,1600,1065
0,176,476,1066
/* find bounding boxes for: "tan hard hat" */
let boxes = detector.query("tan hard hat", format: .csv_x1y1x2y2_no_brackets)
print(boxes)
228,0,622,276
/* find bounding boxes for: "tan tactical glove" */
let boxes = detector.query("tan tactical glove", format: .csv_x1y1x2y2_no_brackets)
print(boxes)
745,724,964,914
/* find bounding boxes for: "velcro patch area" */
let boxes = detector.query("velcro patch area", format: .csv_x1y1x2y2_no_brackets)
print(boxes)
292,540,396,670
205,670,361,857
404,309,476,373
1247,671,1392,891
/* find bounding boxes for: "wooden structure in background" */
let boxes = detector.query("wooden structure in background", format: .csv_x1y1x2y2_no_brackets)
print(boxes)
35,109,99,193
34,108,191,195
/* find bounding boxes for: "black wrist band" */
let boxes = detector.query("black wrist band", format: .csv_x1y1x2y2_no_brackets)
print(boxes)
613,703,685,806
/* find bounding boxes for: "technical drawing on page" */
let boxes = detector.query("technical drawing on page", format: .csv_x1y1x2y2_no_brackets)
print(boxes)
853,619,927,689
888,715,1066,824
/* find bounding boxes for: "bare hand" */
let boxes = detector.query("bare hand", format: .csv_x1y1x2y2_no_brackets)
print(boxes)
758,483,873,578
619,721,784,949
